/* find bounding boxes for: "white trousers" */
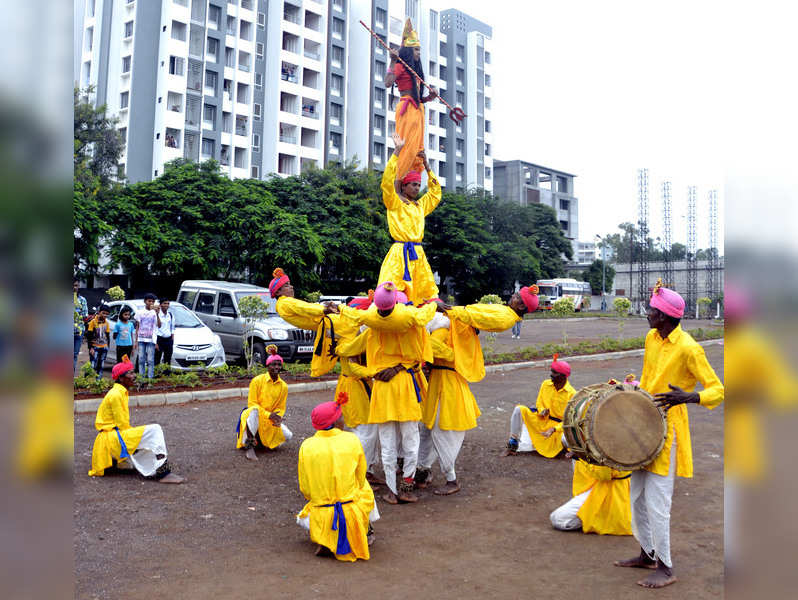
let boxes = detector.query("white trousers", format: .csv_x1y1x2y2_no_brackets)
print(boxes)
296,505,381,531
550,489,591,530
242,407,293,443
418,401,466,482
509,405,536,452
378,421,419,494
354,424,381,472
129,424,168,477
630,440,677,567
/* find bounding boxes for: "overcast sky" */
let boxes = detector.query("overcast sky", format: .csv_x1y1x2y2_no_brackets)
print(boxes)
423,0,798,253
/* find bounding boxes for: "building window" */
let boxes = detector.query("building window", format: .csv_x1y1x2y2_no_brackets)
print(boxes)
485,120,491,133
456,163,464,181
254,72,262,89
439,64,447,80
253,103,261,120
329,103,342,126
456,91,464,105
375,8,387,29
208,5,221,29
375,60,385,76
485,166,492,178
256,42,264,60
430,9,438,31
329,132,341,153
456,67,464,85
240,20,252,41
484,51,491,64
258,12,265,28
332,17,344,40
201,137,215,157
333,0,343,10
374,114,384,135
331,74,343,96
485,97,491,110
124,21,133,38
118,127,127,142
485,143,491,156
251,165,260,178
390,16,403,35
203,104,216,128
167,92,182,112
226,15,236,36
238,50,251,72
205,70,217,94
225,47,235,68
557,176,568,193
405,0,418,21
169,56,184,75
207,37,219,62
456,139,464,157
373,87,384,108
456,44,464,62
121,55,131,73
485,74,491,87
560,220,569,232
120,91,129,109
252,133,260,152
373,141,384,163
559,198,570,210
171,20,187,41
331,46,344,68
222,112,232,133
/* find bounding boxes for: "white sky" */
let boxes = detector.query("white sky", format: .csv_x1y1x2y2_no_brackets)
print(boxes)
425,0,797,254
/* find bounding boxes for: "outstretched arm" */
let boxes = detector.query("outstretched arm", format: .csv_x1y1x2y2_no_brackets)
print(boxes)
383,49,399,88
418,150,442,215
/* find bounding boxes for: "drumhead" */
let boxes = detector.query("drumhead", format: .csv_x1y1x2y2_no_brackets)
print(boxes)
591,390,666,469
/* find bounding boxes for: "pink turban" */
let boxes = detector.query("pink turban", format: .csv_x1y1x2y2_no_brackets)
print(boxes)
311,392,349,430
374,282,397,310
112,357,135,380
269,267,290,296
723,284,750,321
265,344,283,365
551,353,571,377
650,280,685,318
519,285,540,313
395,290,412,305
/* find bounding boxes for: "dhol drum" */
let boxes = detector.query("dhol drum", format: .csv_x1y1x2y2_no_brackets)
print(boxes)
563,383,666,471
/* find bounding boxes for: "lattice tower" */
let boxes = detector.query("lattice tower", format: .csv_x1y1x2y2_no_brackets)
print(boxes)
661,181,673,288
686,185,698,317
706,189,719,303
637,169,650,311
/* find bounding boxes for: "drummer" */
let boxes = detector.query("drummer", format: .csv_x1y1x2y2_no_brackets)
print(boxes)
614,280,723,589
502,354,575,458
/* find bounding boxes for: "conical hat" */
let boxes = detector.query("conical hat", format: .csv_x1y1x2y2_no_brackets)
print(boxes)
402,18,420,48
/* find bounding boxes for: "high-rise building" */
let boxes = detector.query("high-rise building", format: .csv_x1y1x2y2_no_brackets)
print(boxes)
76,0,488,191
493,159,579,253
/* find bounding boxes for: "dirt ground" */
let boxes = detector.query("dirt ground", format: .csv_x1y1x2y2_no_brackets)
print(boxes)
74,343,723,599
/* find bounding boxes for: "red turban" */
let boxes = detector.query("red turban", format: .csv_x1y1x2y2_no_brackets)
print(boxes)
401,170,422,185
348,290,374,310
269,267,290,296
519,285,539,313
649,278,684,318
551,353,571,377
311,392,349,430
112,356,135,380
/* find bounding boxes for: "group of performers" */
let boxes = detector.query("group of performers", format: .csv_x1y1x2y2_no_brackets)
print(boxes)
85,18,724,588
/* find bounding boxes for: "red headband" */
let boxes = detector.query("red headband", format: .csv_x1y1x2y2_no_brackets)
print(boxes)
402,170,422,184
112,356,135,380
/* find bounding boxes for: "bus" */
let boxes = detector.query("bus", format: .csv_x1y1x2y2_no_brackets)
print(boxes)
535,278,592,311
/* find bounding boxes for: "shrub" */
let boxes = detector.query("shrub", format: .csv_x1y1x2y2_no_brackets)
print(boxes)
106,285,125,301
698,296,712,318
304,290,322,303
477,294,503,305
551,297,575,317
613,297,631,317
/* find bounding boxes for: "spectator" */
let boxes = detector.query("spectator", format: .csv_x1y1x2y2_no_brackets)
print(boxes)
113,307,136,364
511,318,522,340
87,305,111,380
154,298,175,369
73,279,88,376
134,293,161,379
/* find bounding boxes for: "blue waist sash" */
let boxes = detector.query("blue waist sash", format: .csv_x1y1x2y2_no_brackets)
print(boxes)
235,407,248,434
407,367,423,403
393,240,422,282
114,427,131,460
317,500,354,555
528,407,562,423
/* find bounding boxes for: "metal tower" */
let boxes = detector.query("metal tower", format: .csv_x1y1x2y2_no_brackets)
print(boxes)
661,181,673,288
686,185,698,317
637,169,650,311
706,189,719,305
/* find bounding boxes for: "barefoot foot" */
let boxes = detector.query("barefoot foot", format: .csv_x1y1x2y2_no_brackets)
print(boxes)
381,491,399,504
614,553,657,569
433,480,461,495
366,472,385,486
158,472,185,484
245,447,258,461
397,490,419,503
637,565,677,589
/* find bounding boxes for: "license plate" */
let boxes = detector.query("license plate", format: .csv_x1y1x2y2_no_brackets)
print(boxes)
297,345,314,353
185,354,206,361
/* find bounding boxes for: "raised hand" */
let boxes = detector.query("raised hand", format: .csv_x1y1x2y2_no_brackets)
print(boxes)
392,132,406,155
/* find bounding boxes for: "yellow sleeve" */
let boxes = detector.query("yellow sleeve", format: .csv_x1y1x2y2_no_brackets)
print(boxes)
382,154,400,210
410,302,437,327
689,345,724,409
446,304,519,332
421,170,442,216
536,384,550,412
355,438,367,484
430,331,455,362
297,444,311,500
336,328,369,357
338,305,366,327
639,331,656,390
347,361,377,379
276,296,326,331
273,382,288,417
247,377,261,408
110,391,130,430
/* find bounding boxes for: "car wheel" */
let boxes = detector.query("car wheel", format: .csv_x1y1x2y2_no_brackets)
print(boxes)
251,341,266,366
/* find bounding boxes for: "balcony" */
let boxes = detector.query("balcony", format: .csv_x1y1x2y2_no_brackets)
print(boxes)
281,63,298,83
280,134,297,144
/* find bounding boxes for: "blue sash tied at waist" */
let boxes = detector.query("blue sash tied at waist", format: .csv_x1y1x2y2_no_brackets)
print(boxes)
114,427,131,460
407,368,423,403
393,241,422,282
318,500,354,555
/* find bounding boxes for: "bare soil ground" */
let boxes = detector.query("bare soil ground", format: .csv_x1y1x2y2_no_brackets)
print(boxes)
74,343,723,599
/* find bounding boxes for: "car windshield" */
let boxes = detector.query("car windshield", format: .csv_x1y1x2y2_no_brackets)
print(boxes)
235,291,277,314
537,286,557,297
171,304,204,328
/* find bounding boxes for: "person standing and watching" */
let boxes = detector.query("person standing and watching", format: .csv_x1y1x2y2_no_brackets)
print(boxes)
134,293,160,379
73,279,88,375
154,298,175,369
86,305,111,380
112,307,136,364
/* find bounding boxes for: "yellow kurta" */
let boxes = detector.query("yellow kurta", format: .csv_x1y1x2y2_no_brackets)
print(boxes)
297,428,375,562
336,359,376,428
89,383,146,476
275,295,326,331
423,328,481,431
237,375,288,449
377,153,441,305
571,460,632,535
639,325,724,477
519,380,576,458
447,304,522,333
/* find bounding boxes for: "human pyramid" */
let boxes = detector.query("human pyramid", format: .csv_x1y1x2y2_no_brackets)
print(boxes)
86,19,724,590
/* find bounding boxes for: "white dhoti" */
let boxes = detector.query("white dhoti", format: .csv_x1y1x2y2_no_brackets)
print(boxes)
509,405,536,452
242,407,293,443
378,421,419,494
354,423,380,471
129,424,168,477
418,401,466,482
296,505,380,531
550,489,591,531
630,439,677,567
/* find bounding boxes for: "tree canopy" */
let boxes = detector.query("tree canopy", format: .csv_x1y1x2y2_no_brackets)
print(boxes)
581,259,615,294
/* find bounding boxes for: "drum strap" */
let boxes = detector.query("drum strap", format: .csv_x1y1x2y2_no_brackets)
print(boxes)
528,408,562,423
612,474,632,480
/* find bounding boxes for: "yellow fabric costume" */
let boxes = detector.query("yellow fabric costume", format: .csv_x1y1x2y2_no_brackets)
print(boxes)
297,428,375,561
236,374,288,449
393,18,424,180
423,327,482,431
275,295,325,331
518,379,576,458
16,381,73,478
447,304,522,333
639,325,724,477
336,359,376,428
88,383,146,476
377,153,441,305
571,460,632,535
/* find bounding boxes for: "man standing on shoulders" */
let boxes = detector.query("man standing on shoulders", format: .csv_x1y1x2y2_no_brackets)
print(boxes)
614,279,723,589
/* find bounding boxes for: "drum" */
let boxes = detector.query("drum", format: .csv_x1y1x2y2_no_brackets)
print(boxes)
563,383,666,471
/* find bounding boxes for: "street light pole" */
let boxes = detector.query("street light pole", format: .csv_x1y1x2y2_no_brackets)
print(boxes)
596,235,607,311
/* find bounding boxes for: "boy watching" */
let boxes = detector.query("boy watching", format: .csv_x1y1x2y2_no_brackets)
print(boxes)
87,305,111,380
154,298,175,368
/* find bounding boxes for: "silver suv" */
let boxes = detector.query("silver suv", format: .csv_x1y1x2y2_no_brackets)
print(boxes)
177,280,315,365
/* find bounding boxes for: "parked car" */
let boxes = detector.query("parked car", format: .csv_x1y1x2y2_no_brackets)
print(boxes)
103,300,226,371
177,280,316,365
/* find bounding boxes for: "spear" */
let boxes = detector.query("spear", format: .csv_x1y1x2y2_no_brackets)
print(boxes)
359,19,466,125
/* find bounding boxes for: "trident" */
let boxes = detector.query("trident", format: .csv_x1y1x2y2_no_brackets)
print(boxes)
359,20,467,125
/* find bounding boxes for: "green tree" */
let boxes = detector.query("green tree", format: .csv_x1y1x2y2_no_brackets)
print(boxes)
552,296,575,317
238,294,271,372
74,86,125,276
581,259,615,295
